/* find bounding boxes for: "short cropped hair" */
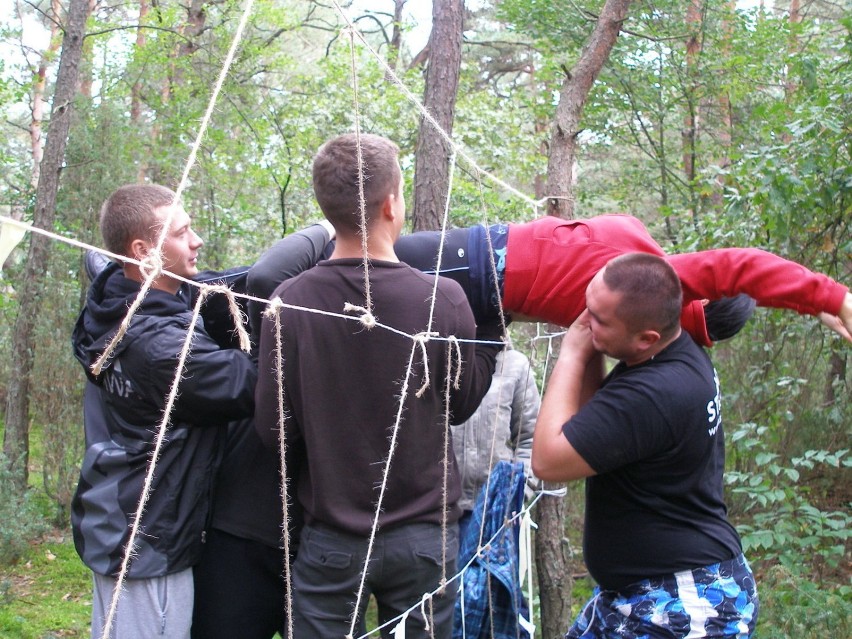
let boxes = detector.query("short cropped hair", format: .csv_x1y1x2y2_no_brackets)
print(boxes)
602,253,683,339
99,184,176,257
312,133,401,234
704,294,756,341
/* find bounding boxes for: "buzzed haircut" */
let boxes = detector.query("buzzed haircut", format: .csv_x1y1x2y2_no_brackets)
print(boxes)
312,133,401,234
602,253,683,339
99,184,177,258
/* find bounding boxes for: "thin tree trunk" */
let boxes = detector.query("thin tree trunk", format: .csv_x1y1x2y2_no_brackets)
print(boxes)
133,0,152,181
544,0,632,220
412,0,463,232
682,0,702,202
785,0,802,102
131,0,151,123
823,351,846,406
3,0,91,490
387,0,406,74
142,0,207,183
711,1,736,209
29,0,64,190
79,0,99,97
537,2,634,636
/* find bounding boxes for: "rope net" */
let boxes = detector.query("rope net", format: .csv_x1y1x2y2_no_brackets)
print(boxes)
0,1,575,636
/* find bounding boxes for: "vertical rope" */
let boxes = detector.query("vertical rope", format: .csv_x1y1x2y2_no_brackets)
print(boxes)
440,340,454,588
266,298,295,639
100,287,210,639
346,27,374,316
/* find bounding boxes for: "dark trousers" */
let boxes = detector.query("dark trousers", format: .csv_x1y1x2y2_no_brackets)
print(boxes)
191,528,288,639
292,521,459,639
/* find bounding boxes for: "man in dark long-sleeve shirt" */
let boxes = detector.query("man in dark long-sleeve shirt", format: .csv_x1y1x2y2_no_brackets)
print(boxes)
255,133,500,638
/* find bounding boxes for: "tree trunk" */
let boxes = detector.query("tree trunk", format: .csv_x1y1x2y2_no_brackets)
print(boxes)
412,0,463,232
534,481,573,637
3,0,91,490
79,0,99,97
29,0,64,189
130,0,151,123
387,0,406,74
537,2,633,636
785,0,802,102
133,0,152,182
823,351,846,406
682,0,701,192
711,1,736,209
544,0,632,220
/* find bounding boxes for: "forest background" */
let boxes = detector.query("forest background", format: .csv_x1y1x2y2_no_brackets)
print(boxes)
0,0,849,637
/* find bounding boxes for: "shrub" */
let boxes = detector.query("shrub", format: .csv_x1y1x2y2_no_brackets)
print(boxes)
0,452,49,566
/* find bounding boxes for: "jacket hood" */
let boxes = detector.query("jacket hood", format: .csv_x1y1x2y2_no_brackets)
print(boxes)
72,262,191,380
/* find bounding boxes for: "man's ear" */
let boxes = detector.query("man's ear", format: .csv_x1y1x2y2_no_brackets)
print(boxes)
379,192,396,222
634,329,661,353
130,238,151,262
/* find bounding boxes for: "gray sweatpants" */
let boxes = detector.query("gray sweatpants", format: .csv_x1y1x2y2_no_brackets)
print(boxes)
90,569,193,639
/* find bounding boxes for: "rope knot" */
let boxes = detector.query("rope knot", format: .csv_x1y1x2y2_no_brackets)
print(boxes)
138,252,163,280
206,284,252,352
264,296,284,319
343,302,376,328
412,331,439,397
412,330,438,346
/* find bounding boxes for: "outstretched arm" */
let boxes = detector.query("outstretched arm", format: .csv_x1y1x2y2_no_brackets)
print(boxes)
246,221,335,344
668,248,848,319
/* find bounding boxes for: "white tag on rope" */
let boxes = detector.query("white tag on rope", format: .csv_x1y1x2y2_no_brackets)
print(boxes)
519,612,537,636
519,510,536,588
0,219,30,273
519,509,537,637
459,570,467,639
390,609,409,638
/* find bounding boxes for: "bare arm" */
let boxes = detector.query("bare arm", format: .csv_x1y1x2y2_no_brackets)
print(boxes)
531,311,604,482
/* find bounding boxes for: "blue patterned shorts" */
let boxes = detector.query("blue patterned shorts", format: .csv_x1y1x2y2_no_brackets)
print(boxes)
566,554,759,638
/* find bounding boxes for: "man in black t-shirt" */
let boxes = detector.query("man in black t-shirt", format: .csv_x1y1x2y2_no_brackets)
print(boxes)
532,253,759,638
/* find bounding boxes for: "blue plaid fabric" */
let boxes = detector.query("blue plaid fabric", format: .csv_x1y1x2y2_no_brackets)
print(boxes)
566,554,758,638
453,460,530,639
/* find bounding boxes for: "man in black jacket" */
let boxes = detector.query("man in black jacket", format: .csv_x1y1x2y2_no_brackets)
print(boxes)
71,184,257,639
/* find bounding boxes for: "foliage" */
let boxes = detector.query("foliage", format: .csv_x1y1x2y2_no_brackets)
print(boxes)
0,531,89,639
727,422,850,573
0,0,849,634
754,564,852,639
0,452,48,566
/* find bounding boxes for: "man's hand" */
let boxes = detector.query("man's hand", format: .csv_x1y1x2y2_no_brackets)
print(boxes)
818,292,852,343
558,308,598,364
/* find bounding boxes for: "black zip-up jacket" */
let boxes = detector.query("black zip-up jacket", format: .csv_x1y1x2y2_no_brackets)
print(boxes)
70,263,256,577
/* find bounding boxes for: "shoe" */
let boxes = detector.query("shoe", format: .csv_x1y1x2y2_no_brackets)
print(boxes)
84,250,112,282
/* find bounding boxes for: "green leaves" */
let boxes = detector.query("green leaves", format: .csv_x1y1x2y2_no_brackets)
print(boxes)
726,422,849,575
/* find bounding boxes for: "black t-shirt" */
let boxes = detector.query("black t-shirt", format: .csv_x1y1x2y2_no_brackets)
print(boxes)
564,332,742,590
